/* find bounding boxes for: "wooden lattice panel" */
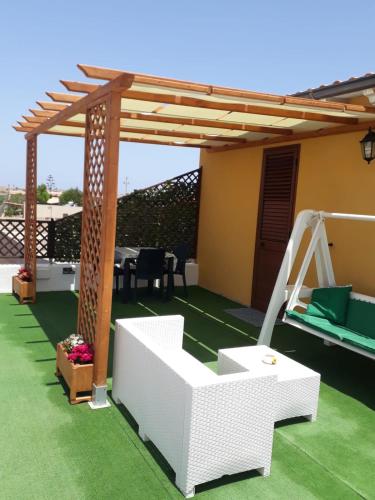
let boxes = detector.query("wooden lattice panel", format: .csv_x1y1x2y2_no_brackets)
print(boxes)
77,100,108,344
24,136,37,301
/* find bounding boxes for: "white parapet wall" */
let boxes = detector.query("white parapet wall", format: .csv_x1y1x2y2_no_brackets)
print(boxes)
0,259,199,294
0,259,80,293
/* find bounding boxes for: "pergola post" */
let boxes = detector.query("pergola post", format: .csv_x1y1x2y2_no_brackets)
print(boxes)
77,91,121,409
24,135,38,303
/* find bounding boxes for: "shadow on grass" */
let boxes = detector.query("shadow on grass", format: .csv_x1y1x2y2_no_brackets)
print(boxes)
111,394,263,497
113,401,176,481
271,324,375,411
25,339,50,344
274,416,307,429
28,288,375,410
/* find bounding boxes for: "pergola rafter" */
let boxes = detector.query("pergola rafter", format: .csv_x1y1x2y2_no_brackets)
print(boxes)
30,109,58,118
37,101,68,111
13,63,375,409
46,92,82,103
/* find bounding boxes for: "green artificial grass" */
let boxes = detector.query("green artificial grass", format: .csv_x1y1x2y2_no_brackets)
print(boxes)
0,287,374,499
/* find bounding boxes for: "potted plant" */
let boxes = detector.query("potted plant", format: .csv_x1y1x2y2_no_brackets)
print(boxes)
55,334,94,404
12,267,34,304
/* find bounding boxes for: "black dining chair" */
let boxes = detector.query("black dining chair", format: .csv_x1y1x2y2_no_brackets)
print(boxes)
130,248,166,301
113,250,123,295
113,265,122,294
165,243,189,297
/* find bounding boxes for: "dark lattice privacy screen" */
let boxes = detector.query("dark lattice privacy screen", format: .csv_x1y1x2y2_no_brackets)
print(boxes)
116,168,201,255
0,169,202,263
53,168,201,262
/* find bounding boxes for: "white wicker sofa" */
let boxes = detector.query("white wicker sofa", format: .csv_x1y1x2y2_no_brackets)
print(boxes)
112,315,277,498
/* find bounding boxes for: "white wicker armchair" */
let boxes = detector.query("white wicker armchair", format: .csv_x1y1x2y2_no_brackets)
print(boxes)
112,315,277,498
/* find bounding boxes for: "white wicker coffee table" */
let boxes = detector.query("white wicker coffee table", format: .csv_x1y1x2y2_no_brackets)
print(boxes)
218,345,320,422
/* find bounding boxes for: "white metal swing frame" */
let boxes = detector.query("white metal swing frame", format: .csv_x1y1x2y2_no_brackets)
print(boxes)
257,209,375,360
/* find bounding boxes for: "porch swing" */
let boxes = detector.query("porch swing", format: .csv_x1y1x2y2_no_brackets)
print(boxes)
257,210,375,360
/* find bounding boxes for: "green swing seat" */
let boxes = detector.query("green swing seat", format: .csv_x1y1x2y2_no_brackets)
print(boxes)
286,286,375,355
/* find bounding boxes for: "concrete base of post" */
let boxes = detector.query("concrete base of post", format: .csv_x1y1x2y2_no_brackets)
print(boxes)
88,383,111,409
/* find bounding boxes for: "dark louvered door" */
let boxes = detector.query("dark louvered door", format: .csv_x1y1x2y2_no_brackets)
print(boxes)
251,145,300,312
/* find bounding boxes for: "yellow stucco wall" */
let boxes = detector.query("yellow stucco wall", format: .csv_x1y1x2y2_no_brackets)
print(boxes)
197,130,375,305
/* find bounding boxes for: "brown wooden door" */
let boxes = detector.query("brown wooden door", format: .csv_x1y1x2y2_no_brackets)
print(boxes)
251,145,300,312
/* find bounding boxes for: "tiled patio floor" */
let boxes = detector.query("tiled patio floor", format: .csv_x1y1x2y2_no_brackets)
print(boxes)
0,287,373,499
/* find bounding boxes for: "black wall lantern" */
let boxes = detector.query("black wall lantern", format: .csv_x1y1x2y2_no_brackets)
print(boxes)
360,127,375,164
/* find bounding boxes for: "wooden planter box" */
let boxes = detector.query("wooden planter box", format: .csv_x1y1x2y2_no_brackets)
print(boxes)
12,275,35,304
55,343,94,404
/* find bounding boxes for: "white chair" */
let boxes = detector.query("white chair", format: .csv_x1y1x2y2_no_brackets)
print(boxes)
112,315,277,497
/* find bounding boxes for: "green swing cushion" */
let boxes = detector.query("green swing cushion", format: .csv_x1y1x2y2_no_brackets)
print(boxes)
286,310,345,340
306,285,352,325
346,299,375,340
286,309,375,354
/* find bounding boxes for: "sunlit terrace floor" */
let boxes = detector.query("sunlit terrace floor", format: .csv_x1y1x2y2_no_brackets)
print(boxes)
0,286,374,499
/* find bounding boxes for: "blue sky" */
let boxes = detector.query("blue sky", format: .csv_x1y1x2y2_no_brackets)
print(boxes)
1,0,374,194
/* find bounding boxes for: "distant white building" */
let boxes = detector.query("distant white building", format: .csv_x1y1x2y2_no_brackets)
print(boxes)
36,204,82,220
47,197,60,205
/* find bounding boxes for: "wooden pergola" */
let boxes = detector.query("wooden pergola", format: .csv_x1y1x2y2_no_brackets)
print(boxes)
14,64,375,407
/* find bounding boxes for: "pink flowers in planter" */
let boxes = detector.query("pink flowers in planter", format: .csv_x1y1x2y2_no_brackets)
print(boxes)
60,334,94,365
68,343,94,364
17,267,32,282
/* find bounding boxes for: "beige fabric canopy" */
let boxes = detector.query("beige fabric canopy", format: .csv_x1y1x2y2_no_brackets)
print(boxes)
14,64,375,152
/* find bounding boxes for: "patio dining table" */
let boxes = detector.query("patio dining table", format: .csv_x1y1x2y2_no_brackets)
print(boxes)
115,246,176,302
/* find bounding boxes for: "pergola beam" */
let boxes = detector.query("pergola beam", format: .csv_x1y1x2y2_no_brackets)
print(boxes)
15,125,212,148
14,126,85,138
120,137,211,148
210,119,375,153
77,64,375,114
120,111,292,136
20,109,293,136
119,126,246,143
44,87,360,126
21,115,247,143
26,73,135,138
120,90,358,125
